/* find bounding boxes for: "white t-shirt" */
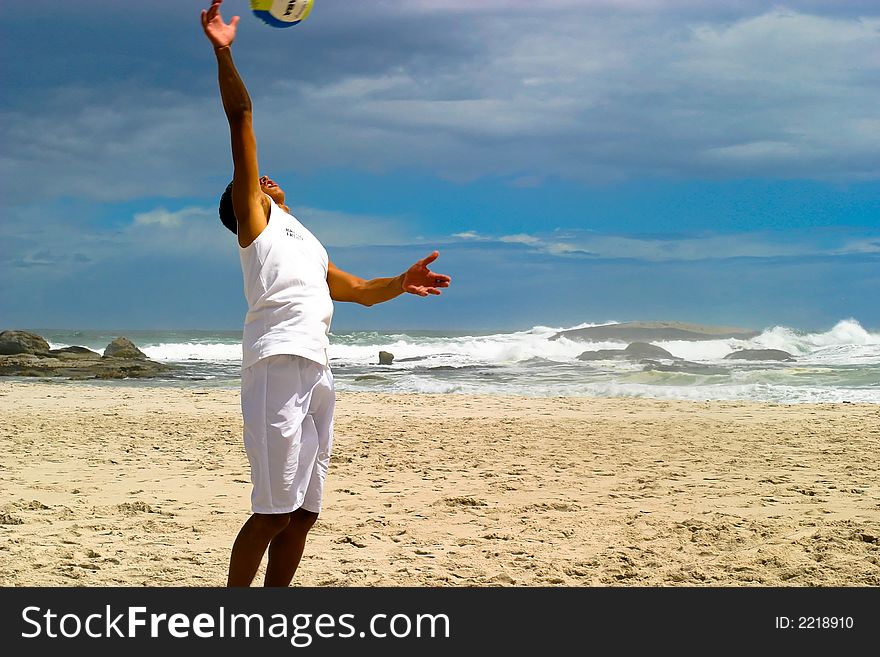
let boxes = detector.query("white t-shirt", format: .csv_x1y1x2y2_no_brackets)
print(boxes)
239,197,333,369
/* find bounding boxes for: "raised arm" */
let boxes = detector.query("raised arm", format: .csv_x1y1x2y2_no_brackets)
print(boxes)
328,251,451,306
202,0,268,248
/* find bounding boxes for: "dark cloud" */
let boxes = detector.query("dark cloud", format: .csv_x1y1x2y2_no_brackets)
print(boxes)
2,2,878,330
2,1,878,207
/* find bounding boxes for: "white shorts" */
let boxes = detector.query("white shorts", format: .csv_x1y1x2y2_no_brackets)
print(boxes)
240,354,335,514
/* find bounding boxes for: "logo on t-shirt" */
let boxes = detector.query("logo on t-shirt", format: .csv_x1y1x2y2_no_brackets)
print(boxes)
285,227,304,240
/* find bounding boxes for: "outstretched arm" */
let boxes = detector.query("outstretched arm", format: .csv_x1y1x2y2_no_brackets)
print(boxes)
202,0,268,248
328,251,452,306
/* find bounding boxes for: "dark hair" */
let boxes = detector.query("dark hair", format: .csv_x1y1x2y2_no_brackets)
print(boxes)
218,180,237,234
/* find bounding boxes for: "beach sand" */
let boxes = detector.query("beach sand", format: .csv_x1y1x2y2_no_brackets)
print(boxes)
1,381,878,587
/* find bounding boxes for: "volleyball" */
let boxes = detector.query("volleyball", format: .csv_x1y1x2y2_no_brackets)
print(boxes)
250,0,313,28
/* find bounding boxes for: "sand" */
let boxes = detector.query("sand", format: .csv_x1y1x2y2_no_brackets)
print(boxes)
0,380,878,587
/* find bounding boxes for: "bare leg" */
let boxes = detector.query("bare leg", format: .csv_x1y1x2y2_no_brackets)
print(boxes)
227,512,292,587
263,508,319,587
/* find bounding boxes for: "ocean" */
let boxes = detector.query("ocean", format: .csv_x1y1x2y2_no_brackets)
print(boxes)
27,318,880,404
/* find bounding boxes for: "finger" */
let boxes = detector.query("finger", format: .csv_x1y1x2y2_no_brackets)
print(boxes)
230,15,240,27
418,250,439,267
427,288,441,295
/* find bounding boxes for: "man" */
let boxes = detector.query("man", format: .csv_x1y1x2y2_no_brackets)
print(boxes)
201,0,451,587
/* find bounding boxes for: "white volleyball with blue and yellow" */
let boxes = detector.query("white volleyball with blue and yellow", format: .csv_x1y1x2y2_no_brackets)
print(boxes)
250,0,314,28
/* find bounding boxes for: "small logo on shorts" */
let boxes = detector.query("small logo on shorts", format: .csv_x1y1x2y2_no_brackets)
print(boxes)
285,227,304,240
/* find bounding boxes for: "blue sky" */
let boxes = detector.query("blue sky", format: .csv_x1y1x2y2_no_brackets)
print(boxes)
1,0,878,332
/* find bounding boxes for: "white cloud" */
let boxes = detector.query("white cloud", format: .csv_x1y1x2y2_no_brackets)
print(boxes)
0,203,235,281
291,206,415,247
1,5,878,207
453,227,880,261
499,234,542,245
133,207,198,228
396,0,848,13
0,200,420,286
261,7,880,182
834,239,880,255
704,141,801,161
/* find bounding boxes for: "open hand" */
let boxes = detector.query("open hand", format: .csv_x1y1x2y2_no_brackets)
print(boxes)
402,251,451,297
201,0,239,49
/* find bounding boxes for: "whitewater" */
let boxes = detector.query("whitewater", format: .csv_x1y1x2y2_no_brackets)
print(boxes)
38,318,880,404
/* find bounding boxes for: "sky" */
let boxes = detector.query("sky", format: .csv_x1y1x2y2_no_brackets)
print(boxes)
1,0,878,333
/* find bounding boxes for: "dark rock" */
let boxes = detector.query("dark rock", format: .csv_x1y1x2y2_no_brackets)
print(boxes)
579,342,678,361
723,349,795,362
553,321,759,342
103,337,147,360
355,374,389,382
0,332,173,379
0,354,43,371
378,350,394,365
642,360,730,375
577,349,628,361
0,330,51,355
0,353,173,379
49,346,101,359
419,364,497,371
624,342,677,359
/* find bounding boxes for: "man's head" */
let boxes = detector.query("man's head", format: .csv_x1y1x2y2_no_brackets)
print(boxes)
219,181,236,234
218,176,287,234
259,175,285,207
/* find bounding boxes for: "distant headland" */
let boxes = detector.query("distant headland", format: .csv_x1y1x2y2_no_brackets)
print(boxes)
550,321,760,342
